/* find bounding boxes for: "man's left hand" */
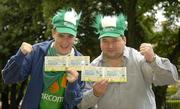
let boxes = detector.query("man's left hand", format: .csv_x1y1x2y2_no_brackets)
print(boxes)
140,43,155,63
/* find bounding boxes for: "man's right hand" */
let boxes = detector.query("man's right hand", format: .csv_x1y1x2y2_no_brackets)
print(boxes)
93,79,108,97
20,42,33,55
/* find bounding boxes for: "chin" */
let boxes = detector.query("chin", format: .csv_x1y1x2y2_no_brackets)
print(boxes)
62,49,72,55
105,53,121,59
59,47,70,53
60,51,70,55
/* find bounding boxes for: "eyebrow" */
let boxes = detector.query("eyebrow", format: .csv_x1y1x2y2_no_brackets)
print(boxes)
59,33,74,37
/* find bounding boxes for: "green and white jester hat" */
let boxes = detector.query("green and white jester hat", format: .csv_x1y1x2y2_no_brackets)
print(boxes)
52,8,81,37
93,14,127,39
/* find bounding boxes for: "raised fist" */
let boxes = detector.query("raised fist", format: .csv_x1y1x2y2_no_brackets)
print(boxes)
140,43,155,63
20,42,33,55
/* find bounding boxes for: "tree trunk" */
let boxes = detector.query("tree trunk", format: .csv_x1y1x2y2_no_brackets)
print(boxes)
126,0,138,48
16,80,28,107
168,28,180,62
10,84,18,109
1,79,28,109
1,85,9,109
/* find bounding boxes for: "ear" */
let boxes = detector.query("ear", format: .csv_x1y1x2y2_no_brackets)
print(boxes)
122,36,126,44
52,29,55,38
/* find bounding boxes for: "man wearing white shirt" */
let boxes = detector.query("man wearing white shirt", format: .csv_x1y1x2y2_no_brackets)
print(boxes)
78,14,178,109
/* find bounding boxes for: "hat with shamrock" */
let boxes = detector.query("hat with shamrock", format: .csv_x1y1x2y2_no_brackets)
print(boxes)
52,8,81,37
93,14,127,39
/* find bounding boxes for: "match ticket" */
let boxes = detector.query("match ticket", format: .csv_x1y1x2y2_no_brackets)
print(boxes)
44,56,90,71
81,66,127,82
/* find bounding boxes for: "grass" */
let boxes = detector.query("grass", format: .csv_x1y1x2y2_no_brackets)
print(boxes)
165,85,180,109
165,100,180,109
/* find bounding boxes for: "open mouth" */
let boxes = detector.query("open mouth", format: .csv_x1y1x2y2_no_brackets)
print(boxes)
60,44,69,49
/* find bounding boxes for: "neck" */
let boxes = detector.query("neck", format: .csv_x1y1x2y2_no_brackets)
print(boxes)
103,55,123,67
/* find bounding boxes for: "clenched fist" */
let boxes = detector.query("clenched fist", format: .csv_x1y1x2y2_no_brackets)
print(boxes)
20,42,33,55
66,68,79,83
140,43,155,63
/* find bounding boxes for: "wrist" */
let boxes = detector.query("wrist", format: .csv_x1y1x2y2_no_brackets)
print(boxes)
149,54,156,63
152,54,156,62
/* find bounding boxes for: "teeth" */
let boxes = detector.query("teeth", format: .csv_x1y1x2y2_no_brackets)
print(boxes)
61,45,68,48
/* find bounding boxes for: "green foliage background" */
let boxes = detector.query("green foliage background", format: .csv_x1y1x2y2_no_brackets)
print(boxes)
0,0,179,109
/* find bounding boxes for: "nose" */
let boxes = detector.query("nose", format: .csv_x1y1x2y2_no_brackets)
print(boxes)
62,36,72,41
108,43,113,48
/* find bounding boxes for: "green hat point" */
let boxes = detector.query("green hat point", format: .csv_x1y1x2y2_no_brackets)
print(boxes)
52,8,81,37
93,14,127,39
